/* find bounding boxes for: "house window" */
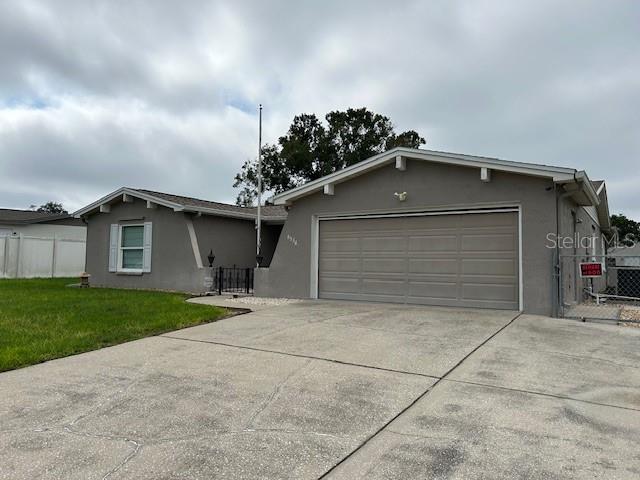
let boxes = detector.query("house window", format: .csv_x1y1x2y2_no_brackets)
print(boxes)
109,222,152,273
119,225,144,271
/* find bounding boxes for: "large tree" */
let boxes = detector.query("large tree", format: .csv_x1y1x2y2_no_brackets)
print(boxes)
233,108,425,205
29,201,68,214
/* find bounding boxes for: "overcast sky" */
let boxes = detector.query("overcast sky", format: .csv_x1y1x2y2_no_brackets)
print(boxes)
0,0,638,217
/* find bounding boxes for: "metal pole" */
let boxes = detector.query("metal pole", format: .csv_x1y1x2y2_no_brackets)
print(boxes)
256,104,263,264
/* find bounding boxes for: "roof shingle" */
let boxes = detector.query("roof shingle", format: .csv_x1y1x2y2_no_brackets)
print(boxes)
135,189,287,218
0,208,72,225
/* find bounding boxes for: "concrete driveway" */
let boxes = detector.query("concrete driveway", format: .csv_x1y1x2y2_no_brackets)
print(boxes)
1,301,639,479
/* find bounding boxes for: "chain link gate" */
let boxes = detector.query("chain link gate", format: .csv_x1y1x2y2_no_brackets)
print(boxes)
557,254,640,322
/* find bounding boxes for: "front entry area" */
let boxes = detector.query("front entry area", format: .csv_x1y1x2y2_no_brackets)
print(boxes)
318,210,520,309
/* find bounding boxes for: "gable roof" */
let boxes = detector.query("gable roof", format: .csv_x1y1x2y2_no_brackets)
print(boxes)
270,147,593,206
0,208,79,225
72,187,287,221
269,146,610,231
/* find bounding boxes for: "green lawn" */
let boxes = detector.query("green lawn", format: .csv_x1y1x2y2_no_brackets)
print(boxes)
0,278,228,372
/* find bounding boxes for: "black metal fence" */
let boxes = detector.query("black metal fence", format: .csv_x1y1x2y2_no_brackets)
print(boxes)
213,266,254,294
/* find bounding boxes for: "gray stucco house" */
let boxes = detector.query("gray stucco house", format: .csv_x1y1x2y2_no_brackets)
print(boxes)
74,188,286,292
257,147,610,316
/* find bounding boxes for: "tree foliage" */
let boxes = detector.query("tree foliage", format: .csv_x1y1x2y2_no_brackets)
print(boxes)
30,201,68,214
233,108,425,205
610,213,640,246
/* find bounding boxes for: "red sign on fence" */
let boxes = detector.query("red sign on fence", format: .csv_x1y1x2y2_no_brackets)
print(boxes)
580,262,603,278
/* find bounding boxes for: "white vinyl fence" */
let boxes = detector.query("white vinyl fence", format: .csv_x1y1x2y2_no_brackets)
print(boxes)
0,234,86,279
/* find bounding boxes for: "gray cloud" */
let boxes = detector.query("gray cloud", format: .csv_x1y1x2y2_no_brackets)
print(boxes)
0,0,638,217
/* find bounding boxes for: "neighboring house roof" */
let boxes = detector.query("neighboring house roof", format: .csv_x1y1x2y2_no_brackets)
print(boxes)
610,243,640,256
269,146,609,230
0,208,82,226
73,187,287,221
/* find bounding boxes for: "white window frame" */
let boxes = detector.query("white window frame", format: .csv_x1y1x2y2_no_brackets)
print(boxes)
117,224,145,273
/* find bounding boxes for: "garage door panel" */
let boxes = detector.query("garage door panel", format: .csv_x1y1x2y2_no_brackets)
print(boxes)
321,237,359,253
319,277,360,294
361,237,406,252
407,235,458,252
407,281,458,299
320,257,360,274
461,274,517,284
461,233,516,252
362,279,407,295
409,258,459,274
404,215,461,229
319,211,519,310
362,258,407,273
462,283,517,302
462,258,517,276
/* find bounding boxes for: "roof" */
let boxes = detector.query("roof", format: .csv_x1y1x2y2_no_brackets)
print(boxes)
73,187,287,221
0,208,77,225
592,180,605,193
135,189,286,218
269,146,610,231
609,243,640,256
270,147,587,206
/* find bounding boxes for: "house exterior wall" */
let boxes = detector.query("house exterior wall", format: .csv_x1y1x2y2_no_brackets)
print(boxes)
192,214,260,268
85,198,275,292
86,198,201,291
557,195,607,304
257,159,563,315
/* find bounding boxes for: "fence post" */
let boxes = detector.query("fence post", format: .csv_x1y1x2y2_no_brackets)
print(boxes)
16,233,23,278
51,235,57,278
218,266,222,295
1,236,8,278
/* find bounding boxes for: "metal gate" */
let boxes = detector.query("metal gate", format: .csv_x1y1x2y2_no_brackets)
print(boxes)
213,266,254,295
557,254,640,322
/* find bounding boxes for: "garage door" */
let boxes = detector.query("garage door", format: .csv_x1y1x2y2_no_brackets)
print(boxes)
318,211,519,309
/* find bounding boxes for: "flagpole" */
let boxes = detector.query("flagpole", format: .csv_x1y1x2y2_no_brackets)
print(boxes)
256,104,263,264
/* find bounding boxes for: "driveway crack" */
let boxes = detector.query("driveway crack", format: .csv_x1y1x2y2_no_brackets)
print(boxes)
244,359,314,429
442,378,640,413
55,426,143,479
160,335,439,379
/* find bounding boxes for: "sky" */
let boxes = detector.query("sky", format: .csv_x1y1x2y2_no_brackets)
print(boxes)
0,0,638,217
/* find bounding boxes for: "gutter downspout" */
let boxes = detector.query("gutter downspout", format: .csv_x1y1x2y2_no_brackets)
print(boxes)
554,175,577,317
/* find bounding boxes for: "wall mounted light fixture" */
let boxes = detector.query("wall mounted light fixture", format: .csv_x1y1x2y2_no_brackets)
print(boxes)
394,191,407,202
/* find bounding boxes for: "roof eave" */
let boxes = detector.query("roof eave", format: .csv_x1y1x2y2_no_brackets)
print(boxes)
182,206,286,222
73,187,287,222
271,147,578,205
73,187,183,218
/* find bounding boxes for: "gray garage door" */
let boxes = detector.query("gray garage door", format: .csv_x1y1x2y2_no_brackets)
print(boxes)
318,211,519,309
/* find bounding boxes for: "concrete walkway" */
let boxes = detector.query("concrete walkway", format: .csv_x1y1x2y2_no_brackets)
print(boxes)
1,301,639,479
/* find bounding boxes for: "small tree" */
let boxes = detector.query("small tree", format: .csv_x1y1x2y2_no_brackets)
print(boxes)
610,213,640,246
30,201,68,214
